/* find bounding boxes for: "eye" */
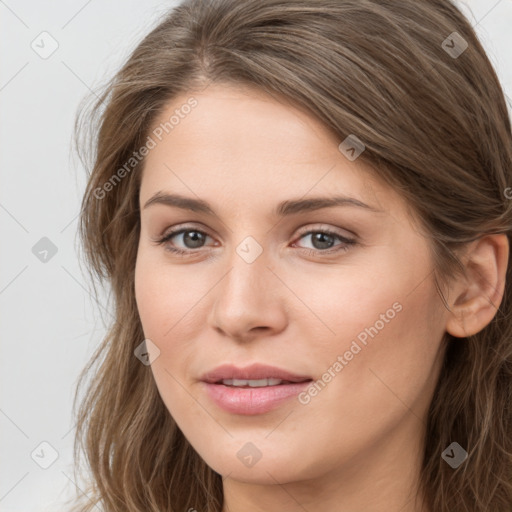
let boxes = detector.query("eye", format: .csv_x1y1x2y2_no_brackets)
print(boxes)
154,227,215,255
153,225,357,257
292,228,356,255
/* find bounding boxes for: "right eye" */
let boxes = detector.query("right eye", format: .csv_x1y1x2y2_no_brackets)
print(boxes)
155,227,216,255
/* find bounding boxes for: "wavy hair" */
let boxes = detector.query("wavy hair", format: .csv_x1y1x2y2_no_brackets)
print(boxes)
69,1,512,510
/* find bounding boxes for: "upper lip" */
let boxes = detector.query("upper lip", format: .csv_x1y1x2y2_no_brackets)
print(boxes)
200,363,312,384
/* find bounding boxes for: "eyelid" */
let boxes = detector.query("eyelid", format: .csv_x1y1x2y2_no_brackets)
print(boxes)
157,222,214,239
294,223,357,240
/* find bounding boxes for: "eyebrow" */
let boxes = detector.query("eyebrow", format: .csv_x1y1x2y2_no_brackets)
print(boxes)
143,192,382,216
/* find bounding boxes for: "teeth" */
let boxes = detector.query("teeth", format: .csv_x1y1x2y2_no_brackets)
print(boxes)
221,378,283,387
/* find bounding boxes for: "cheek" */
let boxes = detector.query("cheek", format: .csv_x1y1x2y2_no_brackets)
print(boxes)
134,250,212,411
298,271,445,434
134,247,209,340
287,250,445,411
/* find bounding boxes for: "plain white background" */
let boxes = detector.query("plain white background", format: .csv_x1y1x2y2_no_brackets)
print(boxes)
1,1,511,510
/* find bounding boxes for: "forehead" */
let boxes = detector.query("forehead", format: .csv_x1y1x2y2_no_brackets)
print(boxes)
139,84,393,214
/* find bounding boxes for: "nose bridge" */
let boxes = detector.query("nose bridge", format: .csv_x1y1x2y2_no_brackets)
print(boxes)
219,236,272,311
208,234,287,339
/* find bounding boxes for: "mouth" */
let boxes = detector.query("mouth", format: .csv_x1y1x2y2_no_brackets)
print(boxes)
216,377,311,387
200,362,313,384
200,363,313,415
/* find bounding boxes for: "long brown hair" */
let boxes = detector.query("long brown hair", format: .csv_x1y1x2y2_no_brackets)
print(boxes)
70,1,512,510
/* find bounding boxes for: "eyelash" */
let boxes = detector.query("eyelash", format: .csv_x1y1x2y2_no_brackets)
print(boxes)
153,225,357,257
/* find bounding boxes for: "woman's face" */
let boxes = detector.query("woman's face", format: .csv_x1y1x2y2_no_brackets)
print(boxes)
135,83,448,488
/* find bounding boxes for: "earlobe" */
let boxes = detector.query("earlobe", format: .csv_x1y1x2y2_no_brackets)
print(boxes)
445,234,509,338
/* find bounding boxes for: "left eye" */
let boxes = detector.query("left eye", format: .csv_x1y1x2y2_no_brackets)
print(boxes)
293,230,354,252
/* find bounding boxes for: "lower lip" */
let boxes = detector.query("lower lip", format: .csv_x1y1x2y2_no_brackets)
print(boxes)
202,381,312,415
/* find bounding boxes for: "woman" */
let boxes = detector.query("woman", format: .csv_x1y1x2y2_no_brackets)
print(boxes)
70,0,512,510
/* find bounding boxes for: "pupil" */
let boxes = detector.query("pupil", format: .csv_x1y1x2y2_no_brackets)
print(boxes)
184,231,204,248
312,232,334,250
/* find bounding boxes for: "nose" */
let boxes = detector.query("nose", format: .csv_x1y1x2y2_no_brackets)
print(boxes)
207,244,288,342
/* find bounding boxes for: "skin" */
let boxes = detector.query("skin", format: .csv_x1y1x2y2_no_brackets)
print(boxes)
134,83,509,512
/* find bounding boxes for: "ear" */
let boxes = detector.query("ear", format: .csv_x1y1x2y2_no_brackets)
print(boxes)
445,234,509,338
